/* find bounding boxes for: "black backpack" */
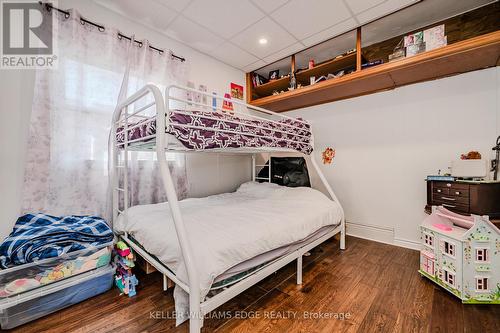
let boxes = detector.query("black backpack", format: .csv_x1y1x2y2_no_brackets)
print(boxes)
257,157,311,188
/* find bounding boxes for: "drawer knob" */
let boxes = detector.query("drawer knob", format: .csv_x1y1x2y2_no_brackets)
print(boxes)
455,191,460,195
437,189,442,193
446,183,452,187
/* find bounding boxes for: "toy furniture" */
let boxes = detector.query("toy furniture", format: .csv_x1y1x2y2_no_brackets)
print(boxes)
419,206,500,304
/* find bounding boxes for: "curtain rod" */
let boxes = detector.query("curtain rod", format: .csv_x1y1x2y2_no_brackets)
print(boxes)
39,2,186,62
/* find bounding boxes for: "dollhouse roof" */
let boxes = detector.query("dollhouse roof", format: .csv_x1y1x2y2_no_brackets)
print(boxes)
462,216,500,239
421,217,469,239
422,206,500,241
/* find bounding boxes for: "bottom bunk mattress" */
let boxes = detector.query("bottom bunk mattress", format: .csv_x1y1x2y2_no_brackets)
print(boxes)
114,181,342,323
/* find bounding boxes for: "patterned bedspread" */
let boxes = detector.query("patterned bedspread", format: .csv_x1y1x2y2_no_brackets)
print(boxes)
0,214,113,268
116,110,313,154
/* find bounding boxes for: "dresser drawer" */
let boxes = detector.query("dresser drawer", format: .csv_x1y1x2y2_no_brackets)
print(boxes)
433,181,469,191
450,188,469,197
432,187,449,195
436,202,470,214
432,194,469,205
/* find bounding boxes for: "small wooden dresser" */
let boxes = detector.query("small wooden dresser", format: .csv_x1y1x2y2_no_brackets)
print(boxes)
426,180,500,221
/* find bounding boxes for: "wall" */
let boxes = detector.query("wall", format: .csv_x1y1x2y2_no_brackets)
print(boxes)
288,67,500,249
0,70,36,243
0,0,249,240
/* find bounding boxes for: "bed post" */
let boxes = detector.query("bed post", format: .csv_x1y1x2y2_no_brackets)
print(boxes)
309,152,346,250
297,255,303,284
162,86,203,332
252,154,256,181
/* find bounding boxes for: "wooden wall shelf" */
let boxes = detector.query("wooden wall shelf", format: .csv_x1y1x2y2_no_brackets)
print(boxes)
248,31,500,113
253,76,290,98
295,52,357,85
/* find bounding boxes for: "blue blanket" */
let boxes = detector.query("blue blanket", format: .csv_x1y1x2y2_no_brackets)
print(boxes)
0,213,114,268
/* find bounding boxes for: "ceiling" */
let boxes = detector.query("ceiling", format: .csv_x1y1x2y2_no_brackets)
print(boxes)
93,0,496,72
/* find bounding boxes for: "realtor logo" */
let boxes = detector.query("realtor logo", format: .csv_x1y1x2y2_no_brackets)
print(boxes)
1,0,57,69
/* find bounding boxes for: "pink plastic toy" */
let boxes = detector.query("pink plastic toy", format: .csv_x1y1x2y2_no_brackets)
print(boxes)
432,223,452,231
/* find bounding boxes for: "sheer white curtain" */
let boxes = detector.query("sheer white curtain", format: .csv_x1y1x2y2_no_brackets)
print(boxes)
21,9,188,221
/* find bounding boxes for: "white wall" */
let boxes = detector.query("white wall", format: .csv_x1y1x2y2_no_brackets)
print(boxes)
288,67,500,249
0,70,36,242
0,0,249,239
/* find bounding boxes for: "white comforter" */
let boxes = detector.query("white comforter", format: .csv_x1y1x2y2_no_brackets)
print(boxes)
115,182,342,324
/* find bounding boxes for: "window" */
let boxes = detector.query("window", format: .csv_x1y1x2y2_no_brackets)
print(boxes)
424,234,434,247
443,270,455,287
476,248,489,262
476,277,489,291
443,241,455,257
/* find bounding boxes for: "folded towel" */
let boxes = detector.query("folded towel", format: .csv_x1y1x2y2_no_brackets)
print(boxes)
0,213,113,268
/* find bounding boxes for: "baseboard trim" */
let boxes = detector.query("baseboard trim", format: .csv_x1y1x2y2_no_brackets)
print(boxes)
346,221,420,251
394,237,421,251
346,221,394,245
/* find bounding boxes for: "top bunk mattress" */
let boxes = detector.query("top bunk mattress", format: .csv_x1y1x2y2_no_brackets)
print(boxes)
116,109,313,154
114,182,341,296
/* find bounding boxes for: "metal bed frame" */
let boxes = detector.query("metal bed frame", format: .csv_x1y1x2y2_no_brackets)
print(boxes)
111,84,345,333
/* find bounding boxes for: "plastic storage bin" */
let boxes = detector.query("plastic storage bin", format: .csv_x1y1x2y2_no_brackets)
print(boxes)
0,264,115,329
0,241,113,298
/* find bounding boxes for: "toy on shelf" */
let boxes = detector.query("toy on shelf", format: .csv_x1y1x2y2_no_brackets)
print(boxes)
114,240,138,297
419,206,500,304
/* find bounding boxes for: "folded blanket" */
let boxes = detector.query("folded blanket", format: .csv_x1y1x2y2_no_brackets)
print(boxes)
0,213,113,268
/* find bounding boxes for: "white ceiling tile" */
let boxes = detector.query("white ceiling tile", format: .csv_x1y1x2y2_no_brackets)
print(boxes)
166,16,225,53
231,17,297,58
207,42,259,69
251,0,289,13
153,0,192,12
356,0,419,25
345,0,386,14
263,42,303,64
242,60,267,72
183,0,264,39
301,18,357,46
271,0,351,40
95,0,178,30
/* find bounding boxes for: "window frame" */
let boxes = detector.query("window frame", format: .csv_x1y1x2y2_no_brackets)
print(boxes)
423,232,434,247
443,269,456,288
443,240,456,258
475,247,489,263
475,277,489,292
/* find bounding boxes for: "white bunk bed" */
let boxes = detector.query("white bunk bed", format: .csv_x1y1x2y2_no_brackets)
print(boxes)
110,84,345,333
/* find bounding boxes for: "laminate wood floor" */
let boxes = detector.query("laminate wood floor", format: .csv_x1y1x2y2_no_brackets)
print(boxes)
11,236,499,333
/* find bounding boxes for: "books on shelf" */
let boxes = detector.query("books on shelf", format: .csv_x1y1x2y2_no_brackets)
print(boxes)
252,73,269,87
427,175,455,181
361,59,383,69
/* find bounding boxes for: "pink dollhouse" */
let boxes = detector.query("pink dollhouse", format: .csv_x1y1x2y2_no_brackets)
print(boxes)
419,206,500,304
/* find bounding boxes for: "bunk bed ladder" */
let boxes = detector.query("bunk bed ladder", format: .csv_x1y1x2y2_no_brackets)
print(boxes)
252,154,272,183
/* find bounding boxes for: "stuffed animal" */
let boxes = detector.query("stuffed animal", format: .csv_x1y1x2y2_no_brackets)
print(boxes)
460,151,482,160
322,147,336,165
